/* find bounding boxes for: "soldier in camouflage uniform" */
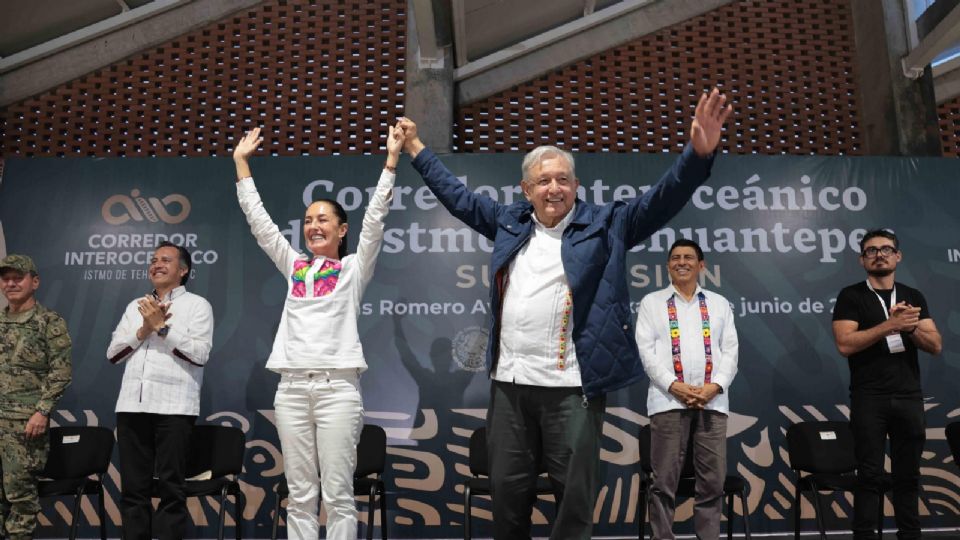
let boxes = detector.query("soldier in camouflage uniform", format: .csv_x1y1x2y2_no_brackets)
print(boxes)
0,254,72,540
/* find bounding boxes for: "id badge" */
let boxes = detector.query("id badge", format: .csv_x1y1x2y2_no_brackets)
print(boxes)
886,334,906,354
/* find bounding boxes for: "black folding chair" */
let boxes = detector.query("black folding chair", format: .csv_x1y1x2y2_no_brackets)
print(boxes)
271,424,387,540
636,423,750,540
38,426,115,540
946,421,960,472
461,427,555,540
156,424,246,540
786,420,891,540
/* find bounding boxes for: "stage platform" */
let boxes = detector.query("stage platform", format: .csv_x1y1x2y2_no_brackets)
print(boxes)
56,532,960,540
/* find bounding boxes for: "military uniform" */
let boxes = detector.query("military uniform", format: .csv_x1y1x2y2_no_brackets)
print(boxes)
0,255,72,539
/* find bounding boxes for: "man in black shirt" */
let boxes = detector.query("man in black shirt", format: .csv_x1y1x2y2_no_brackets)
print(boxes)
832,229,942,540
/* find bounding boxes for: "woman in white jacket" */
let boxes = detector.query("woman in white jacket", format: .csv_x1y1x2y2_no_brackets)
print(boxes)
232,126,403,538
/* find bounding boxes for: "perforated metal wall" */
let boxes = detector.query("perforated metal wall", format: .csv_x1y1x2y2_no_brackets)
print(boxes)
0,0,407,157
938,96,960,157
454,0,863,155
2,0,958,158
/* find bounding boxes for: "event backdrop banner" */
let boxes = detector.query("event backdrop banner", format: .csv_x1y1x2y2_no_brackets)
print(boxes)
1,151,959,538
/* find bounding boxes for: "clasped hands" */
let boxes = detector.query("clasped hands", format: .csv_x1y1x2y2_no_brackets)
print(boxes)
668,381,722,409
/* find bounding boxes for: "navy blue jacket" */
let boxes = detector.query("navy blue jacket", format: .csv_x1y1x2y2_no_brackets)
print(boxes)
411,146,715,399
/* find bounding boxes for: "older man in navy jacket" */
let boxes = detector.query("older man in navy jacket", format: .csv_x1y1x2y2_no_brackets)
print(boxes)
398,88,731,539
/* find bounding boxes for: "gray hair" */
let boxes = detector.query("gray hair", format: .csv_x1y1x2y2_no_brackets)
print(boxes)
521,145,576,181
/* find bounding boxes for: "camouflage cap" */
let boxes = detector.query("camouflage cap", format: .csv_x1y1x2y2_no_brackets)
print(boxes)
0,254,38,275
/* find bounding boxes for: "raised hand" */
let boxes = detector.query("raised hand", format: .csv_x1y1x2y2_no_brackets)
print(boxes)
396,117,425,157
233,127,263,180
690,87,733,157
386,124,405,160
234,127,263,162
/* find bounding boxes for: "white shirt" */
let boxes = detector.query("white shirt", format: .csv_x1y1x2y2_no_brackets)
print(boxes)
236,170,393,372
635,284,738,416
108,286,214,416
494,207,582,387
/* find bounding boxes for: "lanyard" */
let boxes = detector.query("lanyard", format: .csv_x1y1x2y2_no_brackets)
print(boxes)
667,291,713,384
864,280,896,320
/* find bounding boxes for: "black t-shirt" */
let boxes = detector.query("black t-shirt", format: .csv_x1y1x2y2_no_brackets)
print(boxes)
832,281,930,398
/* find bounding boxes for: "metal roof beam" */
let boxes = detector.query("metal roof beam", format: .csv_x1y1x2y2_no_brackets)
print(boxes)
0,0,264,107
411,0,444,66
0,0,187,74
450,0,469,68
902,1,960,79
453,0,734,105
934,54,960,102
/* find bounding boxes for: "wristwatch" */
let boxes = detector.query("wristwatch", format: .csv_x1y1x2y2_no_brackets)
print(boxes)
36,406,49,417
157,325,170,338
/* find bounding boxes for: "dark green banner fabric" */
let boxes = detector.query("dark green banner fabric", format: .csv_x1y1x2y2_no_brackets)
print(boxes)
2,152,958,537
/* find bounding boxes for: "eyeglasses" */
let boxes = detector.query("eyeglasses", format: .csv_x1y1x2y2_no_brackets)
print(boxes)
861,246,898,258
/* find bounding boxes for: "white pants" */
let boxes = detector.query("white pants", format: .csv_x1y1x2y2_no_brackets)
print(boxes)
274,369,364,540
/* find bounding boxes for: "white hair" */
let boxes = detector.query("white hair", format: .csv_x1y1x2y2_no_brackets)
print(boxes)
521,145,575,181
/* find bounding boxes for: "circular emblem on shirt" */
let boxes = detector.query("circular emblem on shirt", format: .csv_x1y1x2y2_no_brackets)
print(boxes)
452,326,488,373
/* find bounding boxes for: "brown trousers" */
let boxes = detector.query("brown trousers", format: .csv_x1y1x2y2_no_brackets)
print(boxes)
649,409,727,540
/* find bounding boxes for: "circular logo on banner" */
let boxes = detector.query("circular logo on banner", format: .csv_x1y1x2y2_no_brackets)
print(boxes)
452,326,489,373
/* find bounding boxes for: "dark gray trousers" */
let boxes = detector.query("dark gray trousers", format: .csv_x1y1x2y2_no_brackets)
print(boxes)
649,409,727,540
487,380,605,540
